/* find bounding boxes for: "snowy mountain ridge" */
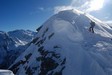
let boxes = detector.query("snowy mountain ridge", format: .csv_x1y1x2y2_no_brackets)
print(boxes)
8,29,36,45
10,10,112,75
0,29,36,69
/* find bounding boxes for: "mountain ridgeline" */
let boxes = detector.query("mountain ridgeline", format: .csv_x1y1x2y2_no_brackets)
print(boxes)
9,10,112,75
0,30,36,69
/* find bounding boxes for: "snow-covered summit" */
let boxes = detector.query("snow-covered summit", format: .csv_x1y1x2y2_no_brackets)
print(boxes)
10,10,112,75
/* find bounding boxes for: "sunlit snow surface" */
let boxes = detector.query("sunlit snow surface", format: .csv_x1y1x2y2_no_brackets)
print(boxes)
10,10,112,75
0,70,14,75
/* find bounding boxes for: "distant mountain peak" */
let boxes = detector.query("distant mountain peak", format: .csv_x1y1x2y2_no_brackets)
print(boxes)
0,29,36,69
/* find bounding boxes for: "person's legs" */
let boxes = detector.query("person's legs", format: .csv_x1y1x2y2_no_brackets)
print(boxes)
89,27,92,32
89,27,94,33
92,28,94,33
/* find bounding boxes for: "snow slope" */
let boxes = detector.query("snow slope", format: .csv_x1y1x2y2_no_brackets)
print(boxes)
0,70,14,75
10,10,112,75
0,30,36,69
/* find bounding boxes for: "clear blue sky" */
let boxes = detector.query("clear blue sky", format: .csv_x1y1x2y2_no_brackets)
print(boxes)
0,0,112,31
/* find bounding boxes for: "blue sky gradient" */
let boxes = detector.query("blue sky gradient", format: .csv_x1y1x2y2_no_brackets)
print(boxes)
0,0,112,31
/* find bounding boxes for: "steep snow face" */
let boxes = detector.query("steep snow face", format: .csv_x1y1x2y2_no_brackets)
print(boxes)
10,10,112,75
0,30,36,69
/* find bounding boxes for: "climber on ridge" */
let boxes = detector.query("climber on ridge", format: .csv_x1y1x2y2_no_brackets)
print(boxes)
89,21,95,33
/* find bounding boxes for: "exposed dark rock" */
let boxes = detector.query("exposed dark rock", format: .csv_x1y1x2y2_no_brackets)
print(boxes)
44,28,49,33
48,33,54,39
31,37,39,44
24,66,28,70
36,39,44,46
39,57,59,75
26,67,34,75
54,45,61,49
36,25,43,32
61,58,66,65
9,61,21,74
54,66,65,75
25,53,32,61
38,46,44,52
52,53,60,58
42,28,49,37
32,67,38,71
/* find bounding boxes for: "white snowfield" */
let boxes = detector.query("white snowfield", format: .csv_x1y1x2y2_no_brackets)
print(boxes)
10,9,112,75
0,70,14,75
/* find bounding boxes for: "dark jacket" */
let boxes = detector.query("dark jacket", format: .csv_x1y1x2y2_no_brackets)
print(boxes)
90,21,95,28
